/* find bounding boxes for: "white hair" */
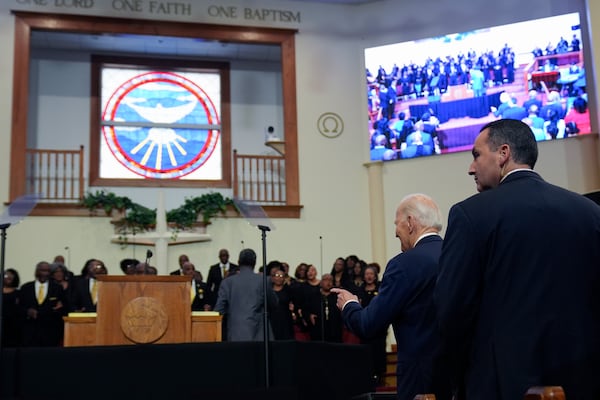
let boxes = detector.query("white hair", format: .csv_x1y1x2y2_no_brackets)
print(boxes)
398,193,443,232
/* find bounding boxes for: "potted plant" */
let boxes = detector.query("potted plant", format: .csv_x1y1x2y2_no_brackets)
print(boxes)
80,189,133,217
166,204,198,230
185,192,235,224
121,203,157,233
81,190,156,233
167,192,235,228
81,190,234,236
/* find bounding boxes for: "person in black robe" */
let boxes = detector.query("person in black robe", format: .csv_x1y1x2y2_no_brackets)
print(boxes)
269,265,294,340
305,273,342,343
2,268,21,347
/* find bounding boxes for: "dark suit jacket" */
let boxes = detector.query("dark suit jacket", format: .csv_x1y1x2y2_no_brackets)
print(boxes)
70,277,97,312
522,98,542,113
206,262,238,306
191,280,210,311
18,280,66,346
214,266,277,341
501,105,527,121
342,235,450,400
435,170,600,400
539,102,565,120
402,131,435,159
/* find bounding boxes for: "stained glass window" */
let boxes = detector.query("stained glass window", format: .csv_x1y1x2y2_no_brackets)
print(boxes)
99,66,222,180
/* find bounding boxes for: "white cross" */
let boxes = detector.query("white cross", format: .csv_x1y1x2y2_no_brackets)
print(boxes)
111,191,211,274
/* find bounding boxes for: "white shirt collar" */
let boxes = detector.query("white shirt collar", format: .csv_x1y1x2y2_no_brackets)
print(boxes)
35,280,47,289
414,232,440,246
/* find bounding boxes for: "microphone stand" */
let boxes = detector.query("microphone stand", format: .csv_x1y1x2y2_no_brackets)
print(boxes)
321,289,326,342
64,246,71,270
144,249,153,272
319,236,323,276
258,224,271,389
0,223,11,352
231,198,274,391
132,230,136,260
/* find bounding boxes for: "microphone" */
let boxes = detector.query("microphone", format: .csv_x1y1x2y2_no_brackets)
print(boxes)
145,249,153,267
64,246,70,267
241,240,245,249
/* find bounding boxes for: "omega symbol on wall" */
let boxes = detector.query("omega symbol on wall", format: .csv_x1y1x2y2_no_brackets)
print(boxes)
317,112,344,138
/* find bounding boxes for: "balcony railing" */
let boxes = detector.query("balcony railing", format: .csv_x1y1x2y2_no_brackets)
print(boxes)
25,146,84,203
523,51,583,90
233,149,286,205
21,147,298,217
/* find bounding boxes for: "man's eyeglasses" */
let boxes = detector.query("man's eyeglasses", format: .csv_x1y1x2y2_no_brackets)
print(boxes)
273,273,284,278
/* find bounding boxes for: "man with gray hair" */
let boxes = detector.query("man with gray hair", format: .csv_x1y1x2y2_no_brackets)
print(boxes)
333,193,450,400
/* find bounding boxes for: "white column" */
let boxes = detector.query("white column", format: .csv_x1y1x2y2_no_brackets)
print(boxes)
155,191,169,275
364,161,387,269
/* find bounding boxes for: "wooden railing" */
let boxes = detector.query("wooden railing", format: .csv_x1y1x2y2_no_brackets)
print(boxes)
25,146,84,203
233,149,286,205
22,147,296,216
523,51,583,90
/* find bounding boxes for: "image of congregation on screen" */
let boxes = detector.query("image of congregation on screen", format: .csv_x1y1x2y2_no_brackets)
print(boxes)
366,12,591,162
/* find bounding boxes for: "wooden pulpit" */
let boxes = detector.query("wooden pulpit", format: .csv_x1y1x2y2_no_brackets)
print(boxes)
64,275,222,346
96,275,191,345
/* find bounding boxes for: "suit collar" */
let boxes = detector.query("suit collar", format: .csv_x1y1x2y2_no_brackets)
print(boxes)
415,234,442,246
500,169,542,185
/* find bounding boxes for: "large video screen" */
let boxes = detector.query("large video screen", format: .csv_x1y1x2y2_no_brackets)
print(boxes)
366,12,592,161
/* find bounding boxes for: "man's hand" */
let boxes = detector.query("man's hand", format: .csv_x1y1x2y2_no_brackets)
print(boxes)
330,288,358,311
27,308,38,319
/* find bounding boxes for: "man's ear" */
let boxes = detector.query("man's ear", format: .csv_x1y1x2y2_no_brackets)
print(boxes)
499,144,510,164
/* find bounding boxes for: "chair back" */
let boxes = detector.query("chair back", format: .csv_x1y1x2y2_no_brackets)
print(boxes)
524,386,565,400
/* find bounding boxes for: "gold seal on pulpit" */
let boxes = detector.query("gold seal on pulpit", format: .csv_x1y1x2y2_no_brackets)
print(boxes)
120,297,169,344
